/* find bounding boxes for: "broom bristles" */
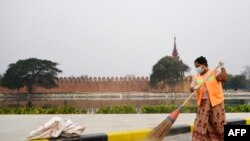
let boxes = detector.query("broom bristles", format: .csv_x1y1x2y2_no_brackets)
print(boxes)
147,118,173,141
146,107,181,141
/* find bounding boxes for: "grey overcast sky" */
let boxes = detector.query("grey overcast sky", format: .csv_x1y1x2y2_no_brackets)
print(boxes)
1,0,250,77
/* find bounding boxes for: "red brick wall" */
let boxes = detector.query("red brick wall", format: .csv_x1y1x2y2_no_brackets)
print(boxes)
0,76,192,93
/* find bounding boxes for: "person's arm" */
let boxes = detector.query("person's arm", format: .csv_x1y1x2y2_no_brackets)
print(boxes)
190,75,197,92
216,67,228,82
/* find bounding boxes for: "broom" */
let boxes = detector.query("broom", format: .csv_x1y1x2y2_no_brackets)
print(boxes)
147,62,223,141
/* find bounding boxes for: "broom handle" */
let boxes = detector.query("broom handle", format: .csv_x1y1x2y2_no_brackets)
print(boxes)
180,63,221,107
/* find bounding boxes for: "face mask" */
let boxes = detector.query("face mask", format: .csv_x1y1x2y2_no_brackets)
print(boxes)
196,66,204,74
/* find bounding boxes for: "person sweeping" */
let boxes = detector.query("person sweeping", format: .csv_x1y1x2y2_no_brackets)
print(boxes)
190,56,227,141
147,56,227,141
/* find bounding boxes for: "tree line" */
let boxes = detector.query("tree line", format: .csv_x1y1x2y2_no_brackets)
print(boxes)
0,58,62,94
223,68,250,91
0,57,250,94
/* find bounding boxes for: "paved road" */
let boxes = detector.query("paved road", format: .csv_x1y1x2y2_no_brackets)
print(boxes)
164,133,192,141
0,113,249,141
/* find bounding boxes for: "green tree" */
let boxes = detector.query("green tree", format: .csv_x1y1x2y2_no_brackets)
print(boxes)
150,56,190,92
1,63,24,93
231,75,246,90
1,58,62,94
242,66,250,80
222,74,233,90
0,74,2,85
223,74,246,90
242,66,250,90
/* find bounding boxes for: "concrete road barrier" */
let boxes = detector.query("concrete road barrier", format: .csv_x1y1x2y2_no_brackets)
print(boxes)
45,117,250,141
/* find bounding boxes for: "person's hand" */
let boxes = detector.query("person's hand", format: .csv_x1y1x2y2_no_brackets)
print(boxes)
219,61,224,67
194,85,199,91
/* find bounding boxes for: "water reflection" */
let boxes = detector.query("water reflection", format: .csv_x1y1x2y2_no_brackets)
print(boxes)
1,93,250,113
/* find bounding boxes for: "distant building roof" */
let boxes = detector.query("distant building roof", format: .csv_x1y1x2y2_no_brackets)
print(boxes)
171,36,179,60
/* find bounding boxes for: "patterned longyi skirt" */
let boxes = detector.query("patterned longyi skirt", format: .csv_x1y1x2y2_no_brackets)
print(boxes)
192,98,226,141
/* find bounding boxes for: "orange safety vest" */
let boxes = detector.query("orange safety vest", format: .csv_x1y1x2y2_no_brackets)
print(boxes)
195,69,224,107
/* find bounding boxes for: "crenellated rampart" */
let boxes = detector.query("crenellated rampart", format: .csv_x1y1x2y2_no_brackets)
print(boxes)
58,76,149,82
0,76,192,94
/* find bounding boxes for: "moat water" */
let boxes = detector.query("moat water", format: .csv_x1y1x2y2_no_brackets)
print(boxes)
1,92,250,113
